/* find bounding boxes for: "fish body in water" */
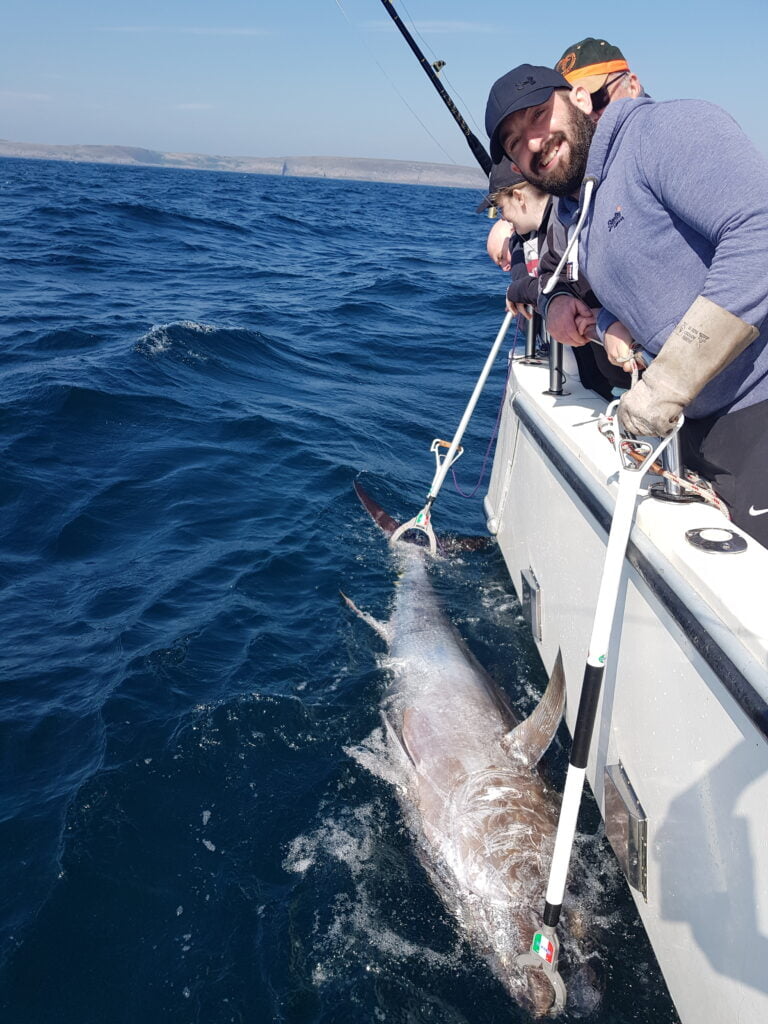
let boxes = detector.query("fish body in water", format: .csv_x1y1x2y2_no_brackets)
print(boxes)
346,487,583,1017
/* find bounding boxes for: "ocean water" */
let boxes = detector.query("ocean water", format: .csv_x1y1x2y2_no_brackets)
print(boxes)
0,157,678,1023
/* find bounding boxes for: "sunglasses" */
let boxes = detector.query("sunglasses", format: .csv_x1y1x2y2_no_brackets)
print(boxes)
590,72,629,113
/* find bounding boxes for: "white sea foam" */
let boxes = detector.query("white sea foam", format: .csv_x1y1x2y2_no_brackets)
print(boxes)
135,319,216,356
283,804,376,878
344,725,409,790
283,792,467,992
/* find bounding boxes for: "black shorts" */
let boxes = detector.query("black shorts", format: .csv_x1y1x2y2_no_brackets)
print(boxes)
680,398,768,548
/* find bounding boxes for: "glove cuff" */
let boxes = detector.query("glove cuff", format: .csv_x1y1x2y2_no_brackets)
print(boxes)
642,295,758,407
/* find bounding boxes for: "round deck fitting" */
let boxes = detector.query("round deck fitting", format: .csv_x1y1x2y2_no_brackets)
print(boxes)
685,527,748,554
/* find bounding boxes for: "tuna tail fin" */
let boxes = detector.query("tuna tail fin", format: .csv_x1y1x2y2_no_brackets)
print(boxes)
354,481,400,538
340,590,390,642
354,481,493,553
502,650,565,767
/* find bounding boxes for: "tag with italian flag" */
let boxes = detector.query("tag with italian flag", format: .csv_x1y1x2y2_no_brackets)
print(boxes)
531,932,555,964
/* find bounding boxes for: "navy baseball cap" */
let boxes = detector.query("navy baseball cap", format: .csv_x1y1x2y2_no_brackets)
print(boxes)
475,157,527,212
485,64,571,163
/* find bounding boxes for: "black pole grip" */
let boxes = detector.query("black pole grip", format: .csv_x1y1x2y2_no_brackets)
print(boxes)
543,901,561,928
571,663,605,769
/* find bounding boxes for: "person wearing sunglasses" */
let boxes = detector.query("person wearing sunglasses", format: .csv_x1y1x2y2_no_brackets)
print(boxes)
485,64,768,544
555,37,645,120
538,40,646,370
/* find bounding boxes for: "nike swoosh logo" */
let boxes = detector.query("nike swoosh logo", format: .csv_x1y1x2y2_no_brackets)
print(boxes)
748,505,768,517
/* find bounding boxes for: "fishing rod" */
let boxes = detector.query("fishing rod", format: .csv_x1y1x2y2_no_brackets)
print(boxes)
377,0,492,175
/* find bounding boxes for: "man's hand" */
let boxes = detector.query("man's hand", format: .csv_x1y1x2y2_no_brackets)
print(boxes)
505,298,533,319
618,379,677,437
603,321,635,367
545,294,595,347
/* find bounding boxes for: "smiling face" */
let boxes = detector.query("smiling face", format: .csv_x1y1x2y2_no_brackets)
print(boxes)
498,89,595,197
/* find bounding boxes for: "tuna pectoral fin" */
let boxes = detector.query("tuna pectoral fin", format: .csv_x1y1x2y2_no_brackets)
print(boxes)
402,706,444,772
381,710,416,769
339,591,389,642
503,650,566,767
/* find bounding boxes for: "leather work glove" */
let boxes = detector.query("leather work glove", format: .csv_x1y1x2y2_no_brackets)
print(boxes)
618,296,759,436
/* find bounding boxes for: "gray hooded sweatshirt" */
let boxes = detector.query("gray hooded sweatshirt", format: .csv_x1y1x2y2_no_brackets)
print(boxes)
572,96,768,418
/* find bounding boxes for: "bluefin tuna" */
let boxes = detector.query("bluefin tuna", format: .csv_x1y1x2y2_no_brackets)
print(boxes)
345,485,597,1018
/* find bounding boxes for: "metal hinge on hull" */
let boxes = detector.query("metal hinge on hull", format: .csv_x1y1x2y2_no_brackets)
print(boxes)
604,762,648,900
521,567,542,642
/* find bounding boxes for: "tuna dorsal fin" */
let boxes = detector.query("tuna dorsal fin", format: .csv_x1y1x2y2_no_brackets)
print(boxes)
502,650,565,767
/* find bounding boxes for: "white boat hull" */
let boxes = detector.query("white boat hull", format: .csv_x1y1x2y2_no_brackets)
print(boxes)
484,355,768,1023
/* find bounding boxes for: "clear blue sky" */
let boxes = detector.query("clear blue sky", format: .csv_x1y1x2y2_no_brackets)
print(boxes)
3,0,767,165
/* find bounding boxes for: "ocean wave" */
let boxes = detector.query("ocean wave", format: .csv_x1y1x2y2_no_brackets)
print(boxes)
0,156,678,1024
103,200,250,234
135,319,217,356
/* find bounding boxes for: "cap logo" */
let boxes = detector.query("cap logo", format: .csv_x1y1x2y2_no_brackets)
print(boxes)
516,76,535,90
556,53,577,75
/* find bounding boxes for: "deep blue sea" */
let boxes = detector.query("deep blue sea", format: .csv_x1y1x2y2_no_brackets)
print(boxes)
0,157,678,1023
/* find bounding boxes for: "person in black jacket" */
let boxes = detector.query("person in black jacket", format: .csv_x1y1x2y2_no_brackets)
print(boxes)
482,159,629,397
537,197,637,398
480,159,551,320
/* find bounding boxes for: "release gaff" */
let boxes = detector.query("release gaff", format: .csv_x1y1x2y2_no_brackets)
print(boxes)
516,404,684,1015
390,311,514,553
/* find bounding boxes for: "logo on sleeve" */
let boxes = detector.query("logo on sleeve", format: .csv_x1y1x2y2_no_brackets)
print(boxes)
607,206,625,232
523,237,539,278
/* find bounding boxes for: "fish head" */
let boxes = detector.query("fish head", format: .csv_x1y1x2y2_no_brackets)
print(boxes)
447,768,564,1015
493,924,603,1018
517,967,561,1019
490,921,561,1018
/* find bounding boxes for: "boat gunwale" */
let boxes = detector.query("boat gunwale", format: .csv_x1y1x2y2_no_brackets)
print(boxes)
510,387,768,745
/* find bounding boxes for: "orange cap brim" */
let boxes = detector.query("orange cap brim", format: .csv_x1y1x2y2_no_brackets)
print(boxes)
564,59,629,85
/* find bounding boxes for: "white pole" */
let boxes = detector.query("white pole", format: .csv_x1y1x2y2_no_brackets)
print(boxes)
427,311,514,501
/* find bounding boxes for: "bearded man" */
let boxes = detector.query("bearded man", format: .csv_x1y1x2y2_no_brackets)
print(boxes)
484,64,768,545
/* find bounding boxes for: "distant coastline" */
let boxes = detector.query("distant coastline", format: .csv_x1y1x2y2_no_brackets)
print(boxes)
0,139,486,190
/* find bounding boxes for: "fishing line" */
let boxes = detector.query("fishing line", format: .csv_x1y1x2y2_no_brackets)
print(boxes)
395,0,487,141
333,0,460,167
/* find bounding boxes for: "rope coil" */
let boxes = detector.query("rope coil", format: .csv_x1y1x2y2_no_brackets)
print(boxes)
597,414,731,518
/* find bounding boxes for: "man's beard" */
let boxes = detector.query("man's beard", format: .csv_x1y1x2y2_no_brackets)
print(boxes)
525,103,595,197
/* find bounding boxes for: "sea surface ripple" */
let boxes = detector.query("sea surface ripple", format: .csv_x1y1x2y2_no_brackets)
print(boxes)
0,158,677,1023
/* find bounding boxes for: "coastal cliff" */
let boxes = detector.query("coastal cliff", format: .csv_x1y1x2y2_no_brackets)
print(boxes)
0,140,486,190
